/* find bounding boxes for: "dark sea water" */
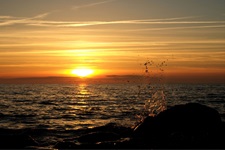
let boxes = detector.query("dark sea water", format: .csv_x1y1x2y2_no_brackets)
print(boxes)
0,83,224,149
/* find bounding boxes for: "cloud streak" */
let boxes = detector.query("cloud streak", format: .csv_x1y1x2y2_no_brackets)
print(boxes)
72,0,116,10
56,20,225,27
0,13,49,26
0,13,224,32
125,25,225,31
0,13,225,27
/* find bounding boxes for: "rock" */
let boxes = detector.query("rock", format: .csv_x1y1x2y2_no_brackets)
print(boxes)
55,123,133,149
133,103,224,148
0,134,39,149
89,123,132,137
54,141,77,149
78,132,120,143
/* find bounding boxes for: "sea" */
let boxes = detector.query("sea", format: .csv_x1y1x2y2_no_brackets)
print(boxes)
0,83,224,148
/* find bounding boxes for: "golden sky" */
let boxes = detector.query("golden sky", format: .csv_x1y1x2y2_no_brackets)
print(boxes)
0,0,225,83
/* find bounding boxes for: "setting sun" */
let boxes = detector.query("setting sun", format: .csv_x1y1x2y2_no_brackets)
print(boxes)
71,69,94,77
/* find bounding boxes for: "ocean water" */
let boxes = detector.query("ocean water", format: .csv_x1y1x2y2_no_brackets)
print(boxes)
0,83,224,148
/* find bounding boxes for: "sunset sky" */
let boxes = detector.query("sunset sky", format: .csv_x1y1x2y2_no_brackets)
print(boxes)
0,0,225,83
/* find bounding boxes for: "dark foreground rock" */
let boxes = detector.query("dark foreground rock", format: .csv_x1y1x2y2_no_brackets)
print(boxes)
53,103,225,149
132,103,225,149
0,129,39,149
54,123,133,149
0,103,224,149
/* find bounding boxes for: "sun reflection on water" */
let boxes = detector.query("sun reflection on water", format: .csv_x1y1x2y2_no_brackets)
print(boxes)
76,83,90,99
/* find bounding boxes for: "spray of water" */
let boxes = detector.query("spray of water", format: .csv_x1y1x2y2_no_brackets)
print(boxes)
145,90,166,116
143,59,167,116
136,59,168,118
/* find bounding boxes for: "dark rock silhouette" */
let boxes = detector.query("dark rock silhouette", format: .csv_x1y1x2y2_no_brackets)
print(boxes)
54,103,225,149
0,129,39,149
54,123,133,149
78,132,120,143
1,103,224,149
132,103,224,148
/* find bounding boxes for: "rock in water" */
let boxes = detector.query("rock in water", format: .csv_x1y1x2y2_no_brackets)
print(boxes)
78,132,120,143
133,103,224,149
0,134,38,149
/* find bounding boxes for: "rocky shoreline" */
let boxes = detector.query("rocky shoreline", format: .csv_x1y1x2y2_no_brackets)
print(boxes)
0,103,224,149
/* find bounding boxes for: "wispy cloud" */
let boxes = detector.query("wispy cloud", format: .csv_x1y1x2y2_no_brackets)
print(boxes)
125,25,225,32
27,19,225,30
56,20,225,27
0,13,49,26
0,15,193,27
0,16,18,19
72,0,116,10
0,13,225,32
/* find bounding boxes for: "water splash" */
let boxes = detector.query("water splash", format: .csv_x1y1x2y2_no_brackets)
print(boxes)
139,59,168,117
145,90,166,116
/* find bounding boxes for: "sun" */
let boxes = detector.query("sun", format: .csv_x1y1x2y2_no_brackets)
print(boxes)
71,68,94,77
